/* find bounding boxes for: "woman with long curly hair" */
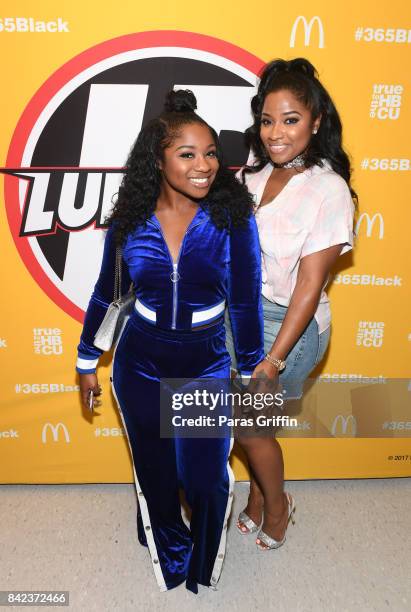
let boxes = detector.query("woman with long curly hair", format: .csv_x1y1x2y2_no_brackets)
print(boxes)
75,90,265,593
226,58,356,549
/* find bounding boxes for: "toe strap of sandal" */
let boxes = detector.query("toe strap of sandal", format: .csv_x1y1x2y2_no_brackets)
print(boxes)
257,530,284,549
238,511,259,532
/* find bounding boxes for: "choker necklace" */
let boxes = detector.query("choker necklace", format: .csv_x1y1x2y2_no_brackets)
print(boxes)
273,153,306,169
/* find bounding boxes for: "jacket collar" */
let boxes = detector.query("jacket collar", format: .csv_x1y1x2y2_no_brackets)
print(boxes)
148,204,210,230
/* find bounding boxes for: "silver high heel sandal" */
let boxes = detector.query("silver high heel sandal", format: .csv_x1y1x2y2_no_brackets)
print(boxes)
256,492,296,550
237,510,260,534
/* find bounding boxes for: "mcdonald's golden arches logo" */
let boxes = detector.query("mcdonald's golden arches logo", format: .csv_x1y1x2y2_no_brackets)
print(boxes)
41,422,71,443
355,212,384,239
331,415,357,437
289,16,325,48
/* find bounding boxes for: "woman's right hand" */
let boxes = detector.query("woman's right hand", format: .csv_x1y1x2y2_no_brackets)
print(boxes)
248,359,279,395
79,373,102,411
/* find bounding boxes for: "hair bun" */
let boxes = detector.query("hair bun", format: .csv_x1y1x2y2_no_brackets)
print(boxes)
164,89,197,113
288,58,317,78
259,58,318,93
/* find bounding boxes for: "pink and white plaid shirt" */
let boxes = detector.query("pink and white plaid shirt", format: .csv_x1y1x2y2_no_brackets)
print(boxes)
237,161,354,333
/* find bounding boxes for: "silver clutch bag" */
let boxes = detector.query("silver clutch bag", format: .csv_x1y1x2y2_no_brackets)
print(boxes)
94,245,135,351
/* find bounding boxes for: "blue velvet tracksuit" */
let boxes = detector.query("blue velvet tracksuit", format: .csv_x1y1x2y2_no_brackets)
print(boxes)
76,205,264,593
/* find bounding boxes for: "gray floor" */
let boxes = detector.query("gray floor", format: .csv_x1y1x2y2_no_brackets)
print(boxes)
1,479,410,612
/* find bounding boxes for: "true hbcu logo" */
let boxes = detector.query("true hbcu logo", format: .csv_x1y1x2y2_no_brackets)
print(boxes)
3,31,263,322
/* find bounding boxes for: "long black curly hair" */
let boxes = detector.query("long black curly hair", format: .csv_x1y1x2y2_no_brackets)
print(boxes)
242,58,357,203
107,89,254,245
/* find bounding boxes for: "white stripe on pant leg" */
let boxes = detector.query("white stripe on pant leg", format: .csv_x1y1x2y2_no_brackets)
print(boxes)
111,328,167,592
111,381,167,592
209,435,235,589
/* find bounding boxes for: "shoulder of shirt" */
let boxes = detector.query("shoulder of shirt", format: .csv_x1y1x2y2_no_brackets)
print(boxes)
304,161,351,198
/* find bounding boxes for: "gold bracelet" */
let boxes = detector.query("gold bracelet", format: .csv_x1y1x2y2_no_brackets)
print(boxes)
264,353,286,371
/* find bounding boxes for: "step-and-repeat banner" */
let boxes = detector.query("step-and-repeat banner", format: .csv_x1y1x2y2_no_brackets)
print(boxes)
1,1,410,482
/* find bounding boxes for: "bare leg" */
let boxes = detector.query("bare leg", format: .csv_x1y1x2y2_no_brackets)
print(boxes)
237,436,290,547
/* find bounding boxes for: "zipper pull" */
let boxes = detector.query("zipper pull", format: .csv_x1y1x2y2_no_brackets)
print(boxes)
170,262,180,283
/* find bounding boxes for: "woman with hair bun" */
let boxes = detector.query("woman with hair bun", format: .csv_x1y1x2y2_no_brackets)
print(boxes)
76,89,265,593
226,58,356,549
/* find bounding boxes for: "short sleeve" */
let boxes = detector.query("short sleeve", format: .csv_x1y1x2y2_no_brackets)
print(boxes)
301,178,354,258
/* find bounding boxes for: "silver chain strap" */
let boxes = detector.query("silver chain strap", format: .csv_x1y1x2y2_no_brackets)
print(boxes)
114,246,122,302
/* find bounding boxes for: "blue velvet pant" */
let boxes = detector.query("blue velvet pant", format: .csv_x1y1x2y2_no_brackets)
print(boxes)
111,315,233,594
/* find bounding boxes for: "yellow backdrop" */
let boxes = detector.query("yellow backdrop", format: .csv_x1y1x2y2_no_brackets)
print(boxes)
0,0,410,482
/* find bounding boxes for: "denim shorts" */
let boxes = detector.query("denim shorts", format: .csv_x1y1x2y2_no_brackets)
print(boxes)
225,296,330,400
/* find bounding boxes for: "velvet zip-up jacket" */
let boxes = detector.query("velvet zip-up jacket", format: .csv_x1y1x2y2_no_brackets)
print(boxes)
76,205,264,377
